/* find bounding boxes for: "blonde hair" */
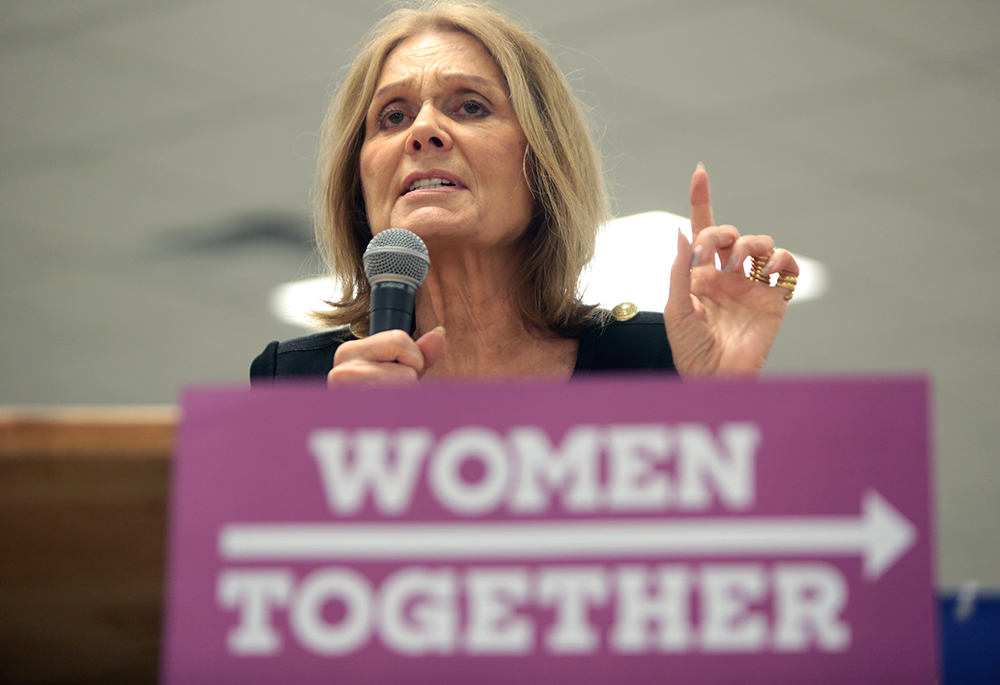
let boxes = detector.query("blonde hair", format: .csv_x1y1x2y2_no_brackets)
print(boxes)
315,0,610,335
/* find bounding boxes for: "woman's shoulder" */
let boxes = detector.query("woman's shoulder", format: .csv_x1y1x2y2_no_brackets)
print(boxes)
250,327,357,383
575,307,675,373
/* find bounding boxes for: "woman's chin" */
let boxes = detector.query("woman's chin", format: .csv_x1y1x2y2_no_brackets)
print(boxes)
393,211,473,238
387,208,528,253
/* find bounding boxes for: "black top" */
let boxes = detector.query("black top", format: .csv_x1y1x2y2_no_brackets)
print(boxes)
250,311,675,384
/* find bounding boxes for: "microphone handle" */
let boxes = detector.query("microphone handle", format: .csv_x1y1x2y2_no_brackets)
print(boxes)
369,280,418,335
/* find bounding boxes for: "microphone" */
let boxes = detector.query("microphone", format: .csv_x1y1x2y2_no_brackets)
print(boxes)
363,228,431,336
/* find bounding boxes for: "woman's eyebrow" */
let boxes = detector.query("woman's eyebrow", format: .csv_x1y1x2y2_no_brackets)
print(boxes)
371,72,503,104
439,72,499,93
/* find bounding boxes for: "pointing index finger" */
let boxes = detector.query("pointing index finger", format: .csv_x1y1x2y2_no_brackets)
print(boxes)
690,161,714,236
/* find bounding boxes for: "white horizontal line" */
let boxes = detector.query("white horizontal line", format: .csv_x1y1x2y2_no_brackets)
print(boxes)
220,518,866,560
217,491,916,581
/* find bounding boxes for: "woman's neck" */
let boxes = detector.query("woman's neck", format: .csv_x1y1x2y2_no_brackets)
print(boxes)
412,245,577,379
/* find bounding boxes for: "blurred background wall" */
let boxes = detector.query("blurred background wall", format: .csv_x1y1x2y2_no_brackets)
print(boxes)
0,0,997,589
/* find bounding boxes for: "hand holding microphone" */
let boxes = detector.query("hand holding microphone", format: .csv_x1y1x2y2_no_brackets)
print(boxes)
327,229,446,385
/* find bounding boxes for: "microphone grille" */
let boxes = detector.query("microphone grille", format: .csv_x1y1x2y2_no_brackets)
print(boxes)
363,228,431,285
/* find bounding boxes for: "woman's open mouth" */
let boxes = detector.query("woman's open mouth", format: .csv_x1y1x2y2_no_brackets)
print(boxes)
405,177,458,194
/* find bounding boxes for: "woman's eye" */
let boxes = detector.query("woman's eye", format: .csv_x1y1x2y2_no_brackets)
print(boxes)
459,100,489,117
379,110,407,129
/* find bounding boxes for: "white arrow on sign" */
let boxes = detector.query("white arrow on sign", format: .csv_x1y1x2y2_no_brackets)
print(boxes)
220,489,916,581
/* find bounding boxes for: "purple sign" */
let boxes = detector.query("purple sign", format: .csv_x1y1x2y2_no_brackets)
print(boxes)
162,377,936,684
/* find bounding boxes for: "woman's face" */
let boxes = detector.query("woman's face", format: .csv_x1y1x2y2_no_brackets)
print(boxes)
359,30,534,251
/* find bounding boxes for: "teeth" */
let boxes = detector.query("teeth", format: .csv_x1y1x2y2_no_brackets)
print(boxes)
408,177,456,192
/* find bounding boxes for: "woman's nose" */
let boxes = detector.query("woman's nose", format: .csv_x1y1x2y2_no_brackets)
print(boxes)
406,106,452,154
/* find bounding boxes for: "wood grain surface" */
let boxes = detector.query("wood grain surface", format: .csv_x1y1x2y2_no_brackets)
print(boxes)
0,407,175,684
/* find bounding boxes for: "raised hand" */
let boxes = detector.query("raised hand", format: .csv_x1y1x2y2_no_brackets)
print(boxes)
664,165,798,377
327,327,447,385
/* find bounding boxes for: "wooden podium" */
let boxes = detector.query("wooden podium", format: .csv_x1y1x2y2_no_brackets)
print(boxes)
2,385,941,684
0,407,175,684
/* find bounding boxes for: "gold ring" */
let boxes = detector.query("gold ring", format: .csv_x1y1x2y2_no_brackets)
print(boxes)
749,256,770,284
776,274,797,301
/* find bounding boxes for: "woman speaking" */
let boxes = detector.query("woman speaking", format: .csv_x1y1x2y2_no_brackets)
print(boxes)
251,0,798,384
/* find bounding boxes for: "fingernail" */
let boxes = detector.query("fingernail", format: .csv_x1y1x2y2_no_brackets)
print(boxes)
433,325,446,335
690,244,704,268
723,255,736,273
762,260,775,276
696,161,706,172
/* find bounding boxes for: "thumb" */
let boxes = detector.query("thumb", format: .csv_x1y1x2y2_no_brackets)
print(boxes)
666,229,695,319
415,326,447,376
